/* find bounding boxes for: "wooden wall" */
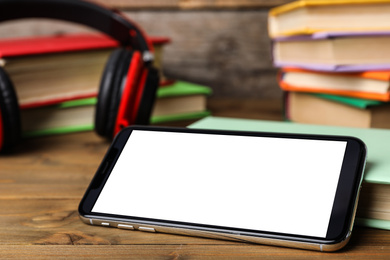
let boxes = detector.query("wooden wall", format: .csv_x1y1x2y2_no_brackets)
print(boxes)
0,0,292,99
96,0,291,10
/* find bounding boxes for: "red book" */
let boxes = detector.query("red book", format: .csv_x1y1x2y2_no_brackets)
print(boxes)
0,33,118,58
0,33,170,109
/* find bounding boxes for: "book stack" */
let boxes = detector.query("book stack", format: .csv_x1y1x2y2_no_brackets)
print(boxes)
21,81,211,137
268,0,390,128
0,33,211,137
267,0,390,230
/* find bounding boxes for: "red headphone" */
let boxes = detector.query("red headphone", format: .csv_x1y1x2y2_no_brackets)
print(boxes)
0,0,160,152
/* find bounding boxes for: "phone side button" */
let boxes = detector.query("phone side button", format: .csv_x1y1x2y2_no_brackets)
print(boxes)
117,224,134,230
138,226,156,233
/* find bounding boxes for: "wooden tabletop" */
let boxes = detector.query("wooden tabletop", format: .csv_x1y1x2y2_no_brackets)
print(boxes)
1,98,389,259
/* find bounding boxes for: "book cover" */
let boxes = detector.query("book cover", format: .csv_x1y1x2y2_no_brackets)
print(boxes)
0,33,118,58
189,116,390,230
189,116,389,185
269,0,390,16
279,68,390,101
314,93,385,109
268,0,390,38
284,92,390,129
157,80,212,98
0,33,170,59
273,32,390,72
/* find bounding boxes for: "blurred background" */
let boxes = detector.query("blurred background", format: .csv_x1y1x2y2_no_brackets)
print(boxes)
0,0,291,100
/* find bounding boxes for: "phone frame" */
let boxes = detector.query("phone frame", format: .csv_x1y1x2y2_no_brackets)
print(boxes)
79,126,367,252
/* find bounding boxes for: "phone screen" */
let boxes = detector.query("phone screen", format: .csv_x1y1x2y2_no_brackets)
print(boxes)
91,129,348,238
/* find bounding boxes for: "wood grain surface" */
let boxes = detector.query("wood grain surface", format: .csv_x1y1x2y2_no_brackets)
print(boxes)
1,98,389,259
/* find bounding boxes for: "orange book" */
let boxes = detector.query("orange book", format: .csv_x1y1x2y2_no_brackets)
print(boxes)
279,68,390,101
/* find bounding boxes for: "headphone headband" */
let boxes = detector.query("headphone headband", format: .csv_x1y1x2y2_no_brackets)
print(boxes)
0,0,154,63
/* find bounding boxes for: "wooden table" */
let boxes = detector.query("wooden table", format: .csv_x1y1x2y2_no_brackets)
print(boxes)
1,98,389,259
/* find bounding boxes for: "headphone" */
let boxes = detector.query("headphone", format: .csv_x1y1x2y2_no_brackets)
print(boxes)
0,0,160,152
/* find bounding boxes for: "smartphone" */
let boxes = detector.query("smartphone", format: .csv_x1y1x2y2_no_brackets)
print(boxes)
79,125,366,251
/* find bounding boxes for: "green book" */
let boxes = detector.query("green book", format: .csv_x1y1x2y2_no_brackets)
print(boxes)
189,116,390,230
21,81,212,137
151,81,212,124
157,80,212,98
314,93,385,109
21,97,96,137
286,92,390,129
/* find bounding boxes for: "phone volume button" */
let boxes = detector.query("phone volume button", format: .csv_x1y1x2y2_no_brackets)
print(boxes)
101,161,110,174
138,226,156,233
117,224,134,230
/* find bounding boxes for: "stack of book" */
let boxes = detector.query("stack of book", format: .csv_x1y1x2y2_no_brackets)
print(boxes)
0,33,211,137
268,0,390,231
268,0,390,128
21,81,211,137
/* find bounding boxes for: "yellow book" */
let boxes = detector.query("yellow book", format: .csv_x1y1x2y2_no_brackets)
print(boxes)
269,0,390,38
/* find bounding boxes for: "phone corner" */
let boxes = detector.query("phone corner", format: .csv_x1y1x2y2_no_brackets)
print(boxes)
320,230,352,252
78,214,93,225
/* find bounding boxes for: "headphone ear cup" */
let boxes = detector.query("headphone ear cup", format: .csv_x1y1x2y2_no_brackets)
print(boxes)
95,48,132,138
0,67,21,152
110,50,159,136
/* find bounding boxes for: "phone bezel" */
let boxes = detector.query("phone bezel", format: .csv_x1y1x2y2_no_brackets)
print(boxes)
79,126,366,246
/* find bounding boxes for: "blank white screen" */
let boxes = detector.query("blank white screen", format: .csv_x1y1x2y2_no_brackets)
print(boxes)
92,130,347,238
